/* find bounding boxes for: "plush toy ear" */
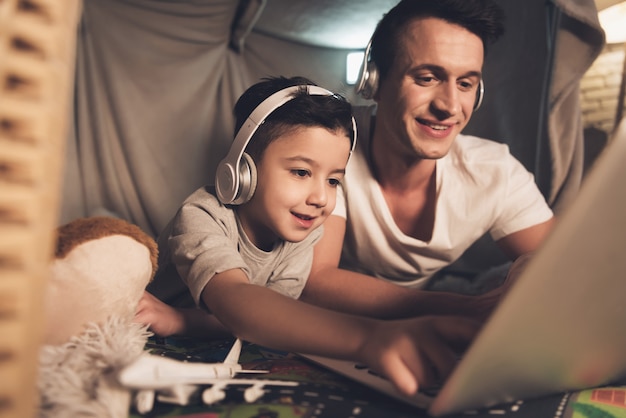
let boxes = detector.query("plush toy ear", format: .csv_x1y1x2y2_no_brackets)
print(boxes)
43,217,158,346
54,216,159,280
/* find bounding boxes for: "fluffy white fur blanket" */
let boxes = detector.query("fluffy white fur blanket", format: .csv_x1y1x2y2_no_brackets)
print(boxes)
38,317,151,418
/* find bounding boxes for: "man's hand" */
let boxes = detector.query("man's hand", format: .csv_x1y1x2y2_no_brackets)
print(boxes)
358,316,481,395
453,252,536,321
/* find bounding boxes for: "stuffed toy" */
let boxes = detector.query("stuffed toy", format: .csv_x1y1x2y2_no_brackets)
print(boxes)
37,216,158,418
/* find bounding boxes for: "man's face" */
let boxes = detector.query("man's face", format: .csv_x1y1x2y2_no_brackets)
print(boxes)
375,17,484,160
237,126,351,251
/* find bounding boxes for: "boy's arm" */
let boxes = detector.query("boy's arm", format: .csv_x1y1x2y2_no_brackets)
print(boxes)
301,215,416,317
202,267,480,396
203,268,373,356
135,291,230,338
301,215,522,321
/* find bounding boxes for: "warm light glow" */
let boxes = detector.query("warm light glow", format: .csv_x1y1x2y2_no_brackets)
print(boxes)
346,51,365,85
599,2,626,43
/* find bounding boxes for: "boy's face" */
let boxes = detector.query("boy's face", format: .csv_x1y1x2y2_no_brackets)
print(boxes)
237,126,351,250
375,17,484,160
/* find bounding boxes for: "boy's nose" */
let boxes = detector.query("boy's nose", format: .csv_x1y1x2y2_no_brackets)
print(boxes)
306,182,328,208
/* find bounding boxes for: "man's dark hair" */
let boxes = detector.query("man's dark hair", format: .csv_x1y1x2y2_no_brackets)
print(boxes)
233,76,355,163
371,0,505,81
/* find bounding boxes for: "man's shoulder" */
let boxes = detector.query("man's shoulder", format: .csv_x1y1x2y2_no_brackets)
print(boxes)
450,134,512,162
443,135,524,182
454,133,510,153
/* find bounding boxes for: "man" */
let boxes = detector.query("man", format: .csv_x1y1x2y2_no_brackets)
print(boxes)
139,77,479,394
301,0,555,320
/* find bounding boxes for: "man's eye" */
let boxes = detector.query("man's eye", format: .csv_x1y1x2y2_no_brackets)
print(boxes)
459,80,473,91
292,169,310,177
416,75,437,85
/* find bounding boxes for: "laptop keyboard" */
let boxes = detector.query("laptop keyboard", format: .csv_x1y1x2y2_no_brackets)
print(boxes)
300,354,436,409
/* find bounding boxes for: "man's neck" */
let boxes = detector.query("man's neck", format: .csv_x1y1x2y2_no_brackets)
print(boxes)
370,130,437,193
369,131,437,241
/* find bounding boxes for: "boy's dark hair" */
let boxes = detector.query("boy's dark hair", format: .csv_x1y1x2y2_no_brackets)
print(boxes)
233,76,355,163
371,0,505,81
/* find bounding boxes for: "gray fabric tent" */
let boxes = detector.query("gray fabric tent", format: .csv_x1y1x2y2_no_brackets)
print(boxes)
60,0,605,247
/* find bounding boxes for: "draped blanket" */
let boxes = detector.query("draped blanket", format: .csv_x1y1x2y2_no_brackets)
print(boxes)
60,0,605,238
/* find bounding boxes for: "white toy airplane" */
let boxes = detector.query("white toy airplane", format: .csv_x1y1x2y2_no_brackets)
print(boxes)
117,338,299,414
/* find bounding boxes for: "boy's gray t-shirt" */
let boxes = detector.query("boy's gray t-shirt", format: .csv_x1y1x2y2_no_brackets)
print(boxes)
151,186,323,308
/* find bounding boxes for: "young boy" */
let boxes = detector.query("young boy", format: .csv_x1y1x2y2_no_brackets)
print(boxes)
136,76,479,395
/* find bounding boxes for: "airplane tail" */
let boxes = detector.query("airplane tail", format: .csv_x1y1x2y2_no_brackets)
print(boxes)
223,338,242,365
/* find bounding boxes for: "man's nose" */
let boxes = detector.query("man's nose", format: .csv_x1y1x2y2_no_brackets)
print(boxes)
432,83,461,116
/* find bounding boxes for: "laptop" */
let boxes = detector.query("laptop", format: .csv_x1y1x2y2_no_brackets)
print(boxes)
301,118,626,416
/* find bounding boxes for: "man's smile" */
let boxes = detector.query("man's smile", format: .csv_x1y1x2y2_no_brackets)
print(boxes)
417,119,455,131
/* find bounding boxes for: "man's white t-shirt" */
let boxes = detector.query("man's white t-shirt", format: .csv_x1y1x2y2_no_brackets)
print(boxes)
333,105,553,287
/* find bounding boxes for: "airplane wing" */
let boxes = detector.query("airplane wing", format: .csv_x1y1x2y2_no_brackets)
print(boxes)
130,377,299,412
200,377,299,404
118,339,268,389
120,339,299,413
119,352,247,388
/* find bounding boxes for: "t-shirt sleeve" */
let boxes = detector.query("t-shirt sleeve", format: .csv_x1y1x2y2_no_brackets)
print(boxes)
489,154,554,241
168,193,249,307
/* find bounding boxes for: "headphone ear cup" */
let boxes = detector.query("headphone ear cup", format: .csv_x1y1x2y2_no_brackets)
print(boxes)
474,79,485,111
215,159,237,204
364,61,379,100
235,152,257,205
356,61,379,100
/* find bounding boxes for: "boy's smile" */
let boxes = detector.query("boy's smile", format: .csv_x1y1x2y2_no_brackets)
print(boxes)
291,211,317,229
236,126,352,251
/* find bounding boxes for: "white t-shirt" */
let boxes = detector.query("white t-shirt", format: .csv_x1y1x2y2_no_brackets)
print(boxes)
334,105,553,287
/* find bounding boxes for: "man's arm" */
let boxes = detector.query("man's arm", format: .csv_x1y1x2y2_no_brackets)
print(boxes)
301,215,499,320
495,217,555,260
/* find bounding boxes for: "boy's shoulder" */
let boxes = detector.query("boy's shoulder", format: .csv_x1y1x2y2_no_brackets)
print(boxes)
183,185,222,205
180,185,235,217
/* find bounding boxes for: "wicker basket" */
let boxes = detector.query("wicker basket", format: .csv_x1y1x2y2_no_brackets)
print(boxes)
0,0,81,416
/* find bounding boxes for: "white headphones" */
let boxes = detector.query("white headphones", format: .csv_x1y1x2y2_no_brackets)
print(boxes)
355,36,485,111
215,85,358,205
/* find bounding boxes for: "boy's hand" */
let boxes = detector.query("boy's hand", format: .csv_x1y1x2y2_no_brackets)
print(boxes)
134,291,185,337
359,316,481,396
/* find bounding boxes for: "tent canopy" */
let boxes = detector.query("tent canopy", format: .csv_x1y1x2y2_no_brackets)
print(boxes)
61,0,605,245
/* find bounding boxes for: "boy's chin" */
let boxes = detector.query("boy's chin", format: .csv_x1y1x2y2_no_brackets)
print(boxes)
280,230,316,244
281,235,307,243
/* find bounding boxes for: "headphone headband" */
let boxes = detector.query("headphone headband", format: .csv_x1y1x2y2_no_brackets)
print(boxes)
216,85,357,205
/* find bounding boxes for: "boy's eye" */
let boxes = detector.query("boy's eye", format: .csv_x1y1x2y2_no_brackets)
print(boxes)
328,178,341,187
292,169,310,178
